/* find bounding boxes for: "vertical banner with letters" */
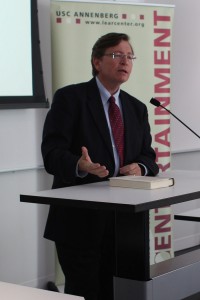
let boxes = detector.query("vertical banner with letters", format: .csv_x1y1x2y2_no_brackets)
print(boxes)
50,0,174,283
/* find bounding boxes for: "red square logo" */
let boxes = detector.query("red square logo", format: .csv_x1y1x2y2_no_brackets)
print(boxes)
122,14,127,19
56,18,62,23
140,15,144,20
76,19,81,24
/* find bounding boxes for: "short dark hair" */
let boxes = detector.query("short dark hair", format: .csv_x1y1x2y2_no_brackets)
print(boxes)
91,32,133,76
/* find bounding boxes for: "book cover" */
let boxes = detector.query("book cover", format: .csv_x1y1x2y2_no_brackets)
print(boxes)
109,176,174,190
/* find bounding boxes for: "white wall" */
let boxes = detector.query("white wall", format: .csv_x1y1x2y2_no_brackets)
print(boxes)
0,0,54,288
0,169,54,287
0,0,200,289
171,150,200,251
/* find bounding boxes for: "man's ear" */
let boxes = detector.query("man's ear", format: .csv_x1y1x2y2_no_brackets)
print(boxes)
92,57,102,73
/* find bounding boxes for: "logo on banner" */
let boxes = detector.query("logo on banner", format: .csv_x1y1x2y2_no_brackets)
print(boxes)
55,10,145,27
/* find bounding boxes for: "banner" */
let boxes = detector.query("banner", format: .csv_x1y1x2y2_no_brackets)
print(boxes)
51,0,174,284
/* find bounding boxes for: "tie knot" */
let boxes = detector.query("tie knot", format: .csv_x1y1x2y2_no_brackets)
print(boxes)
109,96,115,104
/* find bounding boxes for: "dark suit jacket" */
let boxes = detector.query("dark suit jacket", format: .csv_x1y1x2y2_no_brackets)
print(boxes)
41,78,159,245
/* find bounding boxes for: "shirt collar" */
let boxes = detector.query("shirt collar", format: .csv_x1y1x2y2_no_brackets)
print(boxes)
95,77,120,105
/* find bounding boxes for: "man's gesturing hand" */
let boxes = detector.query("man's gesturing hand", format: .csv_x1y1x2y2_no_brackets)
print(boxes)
78,146,109,178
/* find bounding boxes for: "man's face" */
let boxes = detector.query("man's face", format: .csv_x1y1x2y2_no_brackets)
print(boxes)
93,40,134,92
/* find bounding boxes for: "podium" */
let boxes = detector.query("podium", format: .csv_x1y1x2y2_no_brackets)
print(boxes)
20,170,200,300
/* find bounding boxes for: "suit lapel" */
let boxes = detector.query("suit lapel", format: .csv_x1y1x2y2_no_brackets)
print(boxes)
86,79,114,158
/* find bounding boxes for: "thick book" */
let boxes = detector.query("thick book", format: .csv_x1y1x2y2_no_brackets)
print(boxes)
109,175,174,190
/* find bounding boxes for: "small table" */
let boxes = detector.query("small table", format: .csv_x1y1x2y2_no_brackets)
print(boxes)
0,281,84,299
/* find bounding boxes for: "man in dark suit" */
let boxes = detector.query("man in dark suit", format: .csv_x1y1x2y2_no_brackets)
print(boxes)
41,32,159,300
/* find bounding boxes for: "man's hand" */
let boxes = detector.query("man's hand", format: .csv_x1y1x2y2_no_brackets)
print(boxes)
119,163,142,176
78,146,109,178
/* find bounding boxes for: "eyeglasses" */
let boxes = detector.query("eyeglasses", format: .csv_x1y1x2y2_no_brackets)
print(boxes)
104,52,136,62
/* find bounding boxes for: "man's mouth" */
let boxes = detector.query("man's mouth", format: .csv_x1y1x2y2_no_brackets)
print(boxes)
118,69,128,74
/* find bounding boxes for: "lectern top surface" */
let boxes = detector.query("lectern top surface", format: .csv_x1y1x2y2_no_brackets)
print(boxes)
20,170,200,212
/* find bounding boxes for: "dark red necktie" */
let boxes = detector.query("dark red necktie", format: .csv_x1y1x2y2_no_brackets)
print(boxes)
108,96,124,167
